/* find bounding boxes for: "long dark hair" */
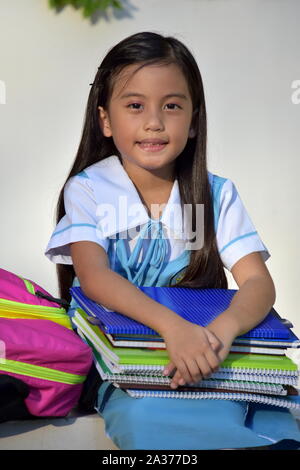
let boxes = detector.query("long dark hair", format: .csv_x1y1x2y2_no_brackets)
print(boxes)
55,31,227,303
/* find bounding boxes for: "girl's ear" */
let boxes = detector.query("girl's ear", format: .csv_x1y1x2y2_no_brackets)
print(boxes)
98,106,112,137
188,108,198,139
188,127,197,139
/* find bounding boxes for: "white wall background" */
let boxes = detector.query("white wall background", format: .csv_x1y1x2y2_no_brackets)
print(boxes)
0,0,299,337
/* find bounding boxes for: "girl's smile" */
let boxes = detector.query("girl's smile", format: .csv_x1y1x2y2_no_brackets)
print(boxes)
136,140,168,152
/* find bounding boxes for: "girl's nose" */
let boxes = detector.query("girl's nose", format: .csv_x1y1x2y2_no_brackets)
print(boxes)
143,109,165,131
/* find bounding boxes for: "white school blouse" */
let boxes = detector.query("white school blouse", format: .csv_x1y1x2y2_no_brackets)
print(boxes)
45,155,270,288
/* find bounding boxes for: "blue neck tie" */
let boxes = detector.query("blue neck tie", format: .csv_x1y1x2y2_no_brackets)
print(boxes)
115,219,168,285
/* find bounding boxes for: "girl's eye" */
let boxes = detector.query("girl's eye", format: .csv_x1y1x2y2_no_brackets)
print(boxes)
165,103,181,110
127,103,143,110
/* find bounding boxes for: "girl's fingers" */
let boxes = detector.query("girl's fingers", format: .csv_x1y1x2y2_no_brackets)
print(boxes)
171,357,208,388
176,358,194,384
204,345,222,373
170,370,186,389
184,357,204,384
163,361,191,389
164,332,222,388
179,348,220,386
163,362,176,376
170,358,194,388
193,355,214,381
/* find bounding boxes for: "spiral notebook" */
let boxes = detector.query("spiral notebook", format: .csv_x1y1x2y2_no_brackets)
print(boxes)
78,333,297,394
72,286,300,410
117,380,294,396
103,332,288,355
95,356,299,386
73,308,287,363
73,310,297,371
123,388,300,410
85,339,300,410
73,310,299,387
70,286,294,340
105,332,300,349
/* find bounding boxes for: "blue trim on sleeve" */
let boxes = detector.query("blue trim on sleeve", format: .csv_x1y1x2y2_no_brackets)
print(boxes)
51,223,97,237
77,170,89,178
219,231,258,254
209,173,227,230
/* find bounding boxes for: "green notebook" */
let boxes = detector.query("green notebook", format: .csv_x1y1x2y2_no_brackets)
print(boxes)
221,352,297,372
75,309,298,372
74,309,168,365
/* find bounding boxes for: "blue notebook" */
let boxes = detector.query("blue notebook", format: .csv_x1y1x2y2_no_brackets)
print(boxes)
70,286,296,340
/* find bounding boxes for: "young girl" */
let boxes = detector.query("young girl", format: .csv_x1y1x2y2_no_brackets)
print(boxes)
45,32,300,450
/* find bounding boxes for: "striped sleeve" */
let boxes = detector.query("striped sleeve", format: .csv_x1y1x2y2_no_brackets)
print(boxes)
216,178,270,271
45,173,109,264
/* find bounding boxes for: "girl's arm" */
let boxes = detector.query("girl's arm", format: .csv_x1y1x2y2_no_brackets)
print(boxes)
70,241,221,387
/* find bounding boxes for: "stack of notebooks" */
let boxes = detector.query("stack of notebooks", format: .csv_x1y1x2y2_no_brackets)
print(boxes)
70,286,300,410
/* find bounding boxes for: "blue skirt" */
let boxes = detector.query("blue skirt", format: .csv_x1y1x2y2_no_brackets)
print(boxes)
96,382,300,450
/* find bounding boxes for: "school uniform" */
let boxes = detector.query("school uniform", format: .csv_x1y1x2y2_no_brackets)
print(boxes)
45,155,300,450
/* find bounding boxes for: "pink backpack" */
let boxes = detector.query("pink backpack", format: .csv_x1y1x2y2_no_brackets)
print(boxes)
0,267,72,329
0,268,93,417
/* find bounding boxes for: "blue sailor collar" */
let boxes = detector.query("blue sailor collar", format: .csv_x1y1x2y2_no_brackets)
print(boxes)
82,155,207,242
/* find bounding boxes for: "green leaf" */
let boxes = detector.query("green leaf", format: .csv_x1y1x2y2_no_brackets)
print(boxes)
112,0,122,8
48,0,123,18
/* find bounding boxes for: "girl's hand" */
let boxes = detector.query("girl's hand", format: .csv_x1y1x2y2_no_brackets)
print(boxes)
161,318,222,389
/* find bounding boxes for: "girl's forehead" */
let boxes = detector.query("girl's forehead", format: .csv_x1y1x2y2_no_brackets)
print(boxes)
110,62,190,98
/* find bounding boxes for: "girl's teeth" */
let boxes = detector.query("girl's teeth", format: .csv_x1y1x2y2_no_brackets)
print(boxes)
137,141,167,152
139,142,165,147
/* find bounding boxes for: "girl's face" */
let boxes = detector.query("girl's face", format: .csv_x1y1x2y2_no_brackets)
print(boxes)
98,63,196,178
